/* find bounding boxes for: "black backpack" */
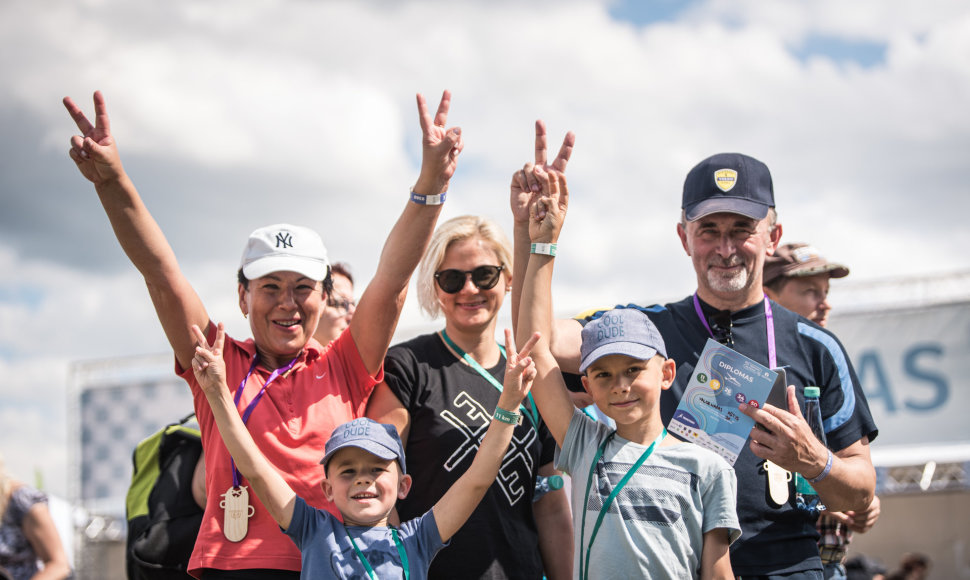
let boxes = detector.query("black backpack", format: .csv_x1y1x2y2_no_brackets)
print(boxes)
125,412,204,580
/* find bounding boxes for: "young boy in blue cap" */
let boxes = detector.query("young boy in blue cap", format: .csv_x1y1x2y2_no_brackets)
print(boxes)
190,322,539,579
515,168,741,580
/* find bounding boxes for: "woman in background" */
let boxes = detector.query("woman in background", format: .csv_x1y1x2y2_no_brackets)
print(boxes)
0,454,72,580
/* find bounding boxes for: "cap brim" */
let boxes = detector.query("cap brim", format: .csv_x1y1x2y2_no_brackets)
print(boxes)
320,440,401,467
579,343,659,374
242,256,329,281
685,198,770,221
788,263,850,279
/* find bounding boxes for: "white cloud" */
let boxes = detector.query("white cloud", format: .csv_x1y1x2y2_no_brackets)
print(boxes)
1,0,968,500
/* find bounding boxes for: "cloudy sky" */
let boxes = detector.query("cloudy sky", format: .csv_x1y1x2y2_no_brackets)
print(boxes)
1,0,968,499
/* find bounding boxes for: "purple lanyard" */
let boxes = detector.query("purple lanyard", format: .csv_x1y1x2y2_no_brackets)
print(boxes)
692,293,777,369
230,353,300,486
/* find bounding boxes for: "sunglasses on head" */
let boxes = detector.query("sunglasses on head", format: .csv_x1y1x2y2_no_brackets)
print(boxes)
434,265,505,294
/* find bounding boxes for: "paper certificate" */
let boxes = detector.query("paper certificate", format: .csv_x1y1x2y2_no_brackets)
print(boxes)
667,338,778,465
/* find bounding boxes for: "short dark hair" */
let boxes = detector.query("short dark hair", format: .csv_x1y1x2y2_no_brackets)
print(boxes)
330,262,354,286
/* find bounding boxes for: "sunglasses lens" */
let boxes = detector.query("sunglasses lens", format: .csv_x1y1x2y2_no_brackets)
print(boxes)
471,266,501,290
436,270,466,293
435,266,503,293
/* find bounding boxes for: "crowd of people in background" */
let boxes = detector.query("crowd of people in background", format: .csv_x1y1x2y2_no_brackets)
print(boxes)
25,88,926,579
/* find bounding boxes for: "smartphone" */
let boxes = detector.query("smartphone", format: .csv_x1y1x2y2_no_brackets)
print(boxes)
754,368,788,432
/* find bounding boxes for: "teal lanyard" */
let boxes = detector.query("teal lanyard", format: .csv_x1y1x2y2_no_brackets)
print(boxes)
439,329,540,431
347,527,409,580
579,428,666,580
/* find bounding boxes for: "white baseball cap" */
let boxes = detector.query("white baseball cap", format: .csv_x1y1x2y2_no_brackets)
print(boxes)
240,224,330,281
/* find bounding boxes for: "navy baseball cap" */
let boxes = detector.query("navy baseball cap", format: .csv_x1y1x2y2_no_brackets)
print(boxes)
580,309,668,374
320,418,407,473
682,153,775,221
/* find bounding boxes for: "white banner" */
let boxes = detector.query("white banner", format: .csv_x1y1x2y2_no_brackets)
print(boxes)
828,301,970,450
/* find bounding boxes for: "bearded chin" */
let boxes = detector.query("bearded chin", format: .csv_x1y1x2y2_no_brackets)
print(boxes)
706,268,748,293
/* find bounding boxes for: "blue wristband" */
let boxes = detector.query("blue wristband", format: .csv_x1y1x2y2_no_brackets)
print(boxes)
409,188,446,205
807,449,834,484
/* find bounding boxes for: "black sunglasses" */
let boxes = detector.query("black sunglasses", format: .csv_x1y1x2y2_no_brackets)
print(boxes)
710,310,734,348
434,265,505,294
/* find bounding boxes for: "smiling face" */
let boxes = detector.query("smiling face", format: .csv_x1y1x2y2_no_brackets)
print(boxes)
766,273,833,326
322,446,411,527
238,271,325,369
581,354,675,442
435,236,509,335
678,211,780,310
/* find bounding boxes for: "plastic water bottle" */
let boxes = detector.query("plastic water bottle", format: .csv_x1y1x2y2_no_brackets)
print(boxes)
795,386,827,514
533,474,564,502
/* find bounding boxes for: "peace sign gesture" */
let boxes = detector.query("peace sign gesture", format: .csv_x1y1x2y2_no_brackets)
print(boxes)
528,167,569,245
191,322,229,398
510,121,575,225
62,90,125,186
499,328,540,410
413,90,464,197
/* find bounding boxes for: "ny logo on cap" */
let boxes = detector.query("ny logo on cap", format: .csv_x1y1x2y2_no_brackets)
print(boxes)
714,169,738,192
275,232,294,249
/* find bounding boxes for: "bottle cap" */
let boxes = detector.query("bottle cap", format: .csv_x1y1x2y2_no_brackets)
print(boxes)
804,386,821,398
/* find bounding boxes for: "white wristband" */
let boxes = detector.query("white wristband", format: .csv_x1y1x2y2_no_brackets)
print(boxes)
530,243,557,256
409,187,446,205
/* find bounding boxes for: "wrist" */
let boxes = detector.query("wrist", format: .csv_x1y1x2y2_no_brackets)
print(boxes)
530,242,557,257
493,406,522,426
412,175,448,197
806,449,834,484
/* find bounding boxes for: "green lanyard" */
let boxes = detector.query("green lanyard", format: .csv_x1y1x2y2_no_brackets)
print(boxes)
439,329,540,431
346,527,409,580
579,428,666,580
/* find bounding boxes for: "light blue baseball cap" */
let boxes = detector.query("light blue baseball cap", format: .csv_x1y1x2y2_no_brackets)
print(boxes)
580,309,668,374
320,418,406,473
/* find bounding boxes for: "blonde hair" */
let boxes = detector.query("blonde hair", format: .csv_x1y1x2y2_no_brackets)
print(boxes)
417,215,513,319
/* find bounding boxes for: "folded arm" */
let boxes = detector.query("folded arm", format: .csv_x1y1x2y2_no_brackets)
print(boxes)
741,386,876,512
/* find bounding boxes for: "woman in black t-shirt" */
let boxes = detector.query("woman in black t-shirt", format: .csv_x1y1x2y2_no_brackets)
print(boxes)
367,215,572,580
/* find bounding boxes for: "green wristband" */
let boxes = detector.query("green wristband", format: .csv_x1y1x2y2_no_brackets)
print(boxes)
493,406,522,425
530,242,557,256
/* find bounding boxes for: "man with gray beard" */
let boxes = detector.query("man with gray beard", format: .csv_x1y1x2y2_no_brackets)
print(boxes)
530,152,878,579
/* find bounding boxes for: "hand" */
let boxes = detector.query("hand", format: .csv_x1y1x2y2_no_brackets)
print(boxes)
528,167,568,244
499,328,540,409
740,385,829,477
829,494,880,533
63,90,125,185
191,323,228,398
413,90,463,196
510,120,575,225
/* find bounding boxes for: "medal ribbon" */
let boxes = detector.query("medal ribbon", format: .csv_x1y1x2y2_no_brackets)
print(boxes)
440,329,540,431
229,353,300,486
347,527,409,580
692,293,777,368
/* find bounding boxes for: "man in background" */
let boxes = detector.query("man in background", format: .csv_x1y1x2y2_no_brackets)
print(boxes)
764,243,882,580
